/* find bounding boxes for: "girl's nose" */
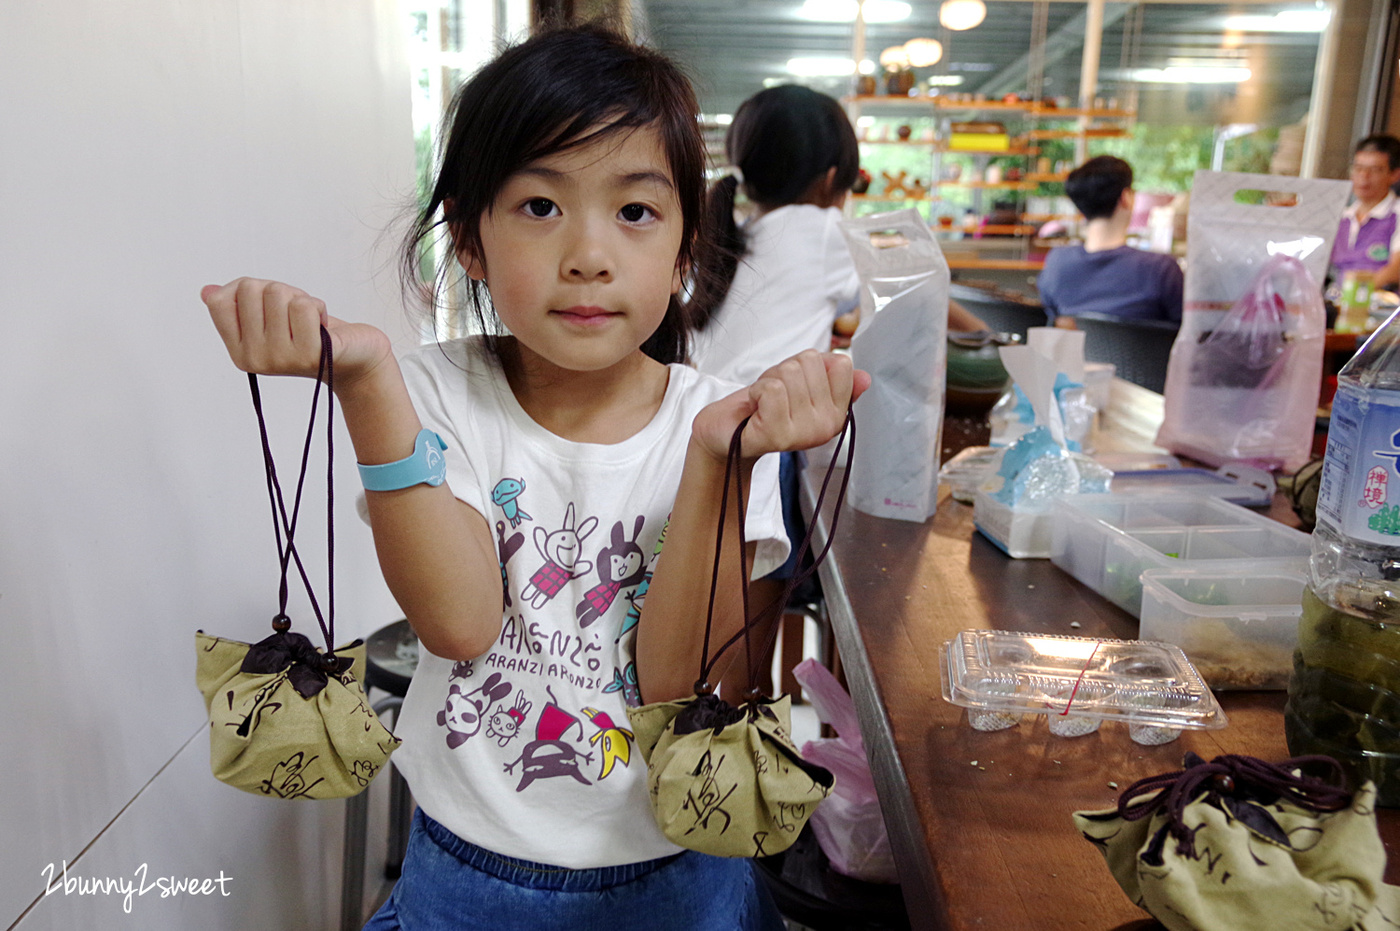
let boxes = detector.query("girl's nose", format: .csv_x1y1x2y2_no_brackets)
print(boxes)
563,218,613,282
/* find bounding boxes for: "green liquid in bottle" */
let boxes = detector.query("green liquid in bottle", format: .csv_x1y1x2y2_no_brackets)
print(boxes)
1285,587,1400,805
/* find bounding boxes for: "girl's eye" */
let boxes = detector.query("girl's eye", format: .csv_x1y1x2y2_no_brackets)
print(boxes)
525,198,558,218
619,203,654,223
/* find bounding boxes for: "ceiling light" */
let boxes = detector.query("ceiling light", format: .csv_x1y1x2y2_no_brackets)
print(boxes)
940,0,987,31
786,56,858,77
1129,66,1251,84
863,0,912,21
796,0,911,23
925,75,965,86
1222,8,1329,32
879,45,910,70
904,38,944,67
858,59,876,74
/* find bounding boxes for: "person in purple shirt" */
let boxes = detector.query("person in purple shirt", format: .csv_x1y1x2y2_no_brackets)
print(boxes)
1036,155,1183,325
1330,135,1400,291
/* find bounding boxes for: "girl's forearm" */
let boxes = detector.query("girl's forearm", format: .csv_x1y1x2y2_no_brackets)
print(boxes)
634,436,758,704
336,359,504,661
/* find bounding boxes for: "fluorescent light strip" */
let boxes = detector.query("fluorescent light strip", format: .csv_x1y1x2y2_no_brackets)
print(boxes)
1129,66,1251,84
797,0,912,24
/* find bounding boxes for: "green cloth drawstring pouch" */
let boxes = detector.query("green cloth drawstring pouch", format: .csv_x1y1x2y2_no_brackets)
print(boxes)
196,328,400,799
628,410,855,858
1074,752,1400,930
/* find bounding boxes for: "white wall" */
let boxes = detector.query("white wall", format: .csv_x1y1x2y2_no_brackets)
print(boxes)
1,2,414,928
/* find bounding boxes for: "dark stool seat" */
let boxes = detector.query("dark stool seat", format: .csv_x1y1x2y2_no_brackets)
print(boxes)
755,824,909,930
342,620,418,931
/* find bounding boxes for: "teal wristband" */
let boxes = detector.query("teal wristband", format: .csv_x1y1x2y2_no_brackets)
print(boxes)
358,429,449,491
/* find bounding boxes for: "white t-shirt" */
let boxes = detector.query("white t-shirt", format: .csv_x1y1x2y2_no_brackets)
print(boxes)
392,337,788,869
689,204,860,385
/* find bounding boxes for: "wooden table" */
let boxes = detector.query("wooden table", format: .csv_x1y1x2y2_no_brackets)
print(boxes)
802,384,1400,930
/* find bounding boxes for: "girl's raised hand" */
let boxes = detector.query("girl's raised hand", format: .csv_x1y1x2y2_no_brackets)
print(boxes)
201,278,392,387
694,350,871,460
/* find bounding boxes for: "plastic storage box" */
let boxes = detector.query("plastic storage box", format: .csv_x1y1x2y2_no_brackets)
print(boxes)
939,629,1227,742
1139,568,1306,690
1049,494,1310,617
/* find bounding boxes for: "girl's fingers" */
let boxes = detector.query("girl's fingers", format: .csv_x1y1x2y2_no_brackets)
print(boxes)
288,294,325,350
201,277,326,376
201,281,243,351
822,353,855,407
851,367,872,402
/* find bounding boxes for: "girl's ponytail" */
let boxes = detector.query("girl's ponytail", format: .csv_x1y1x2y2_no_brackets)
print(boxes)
686,173,746,333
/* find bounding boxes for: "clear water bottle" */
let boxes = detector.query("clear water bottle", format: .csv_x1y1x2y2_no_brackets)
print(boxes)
1285,308,1400,804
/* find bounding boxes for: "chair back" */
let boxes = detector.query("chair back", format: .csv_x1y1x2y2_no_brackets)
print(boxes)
1071,312,1180,394
950,285,1048,340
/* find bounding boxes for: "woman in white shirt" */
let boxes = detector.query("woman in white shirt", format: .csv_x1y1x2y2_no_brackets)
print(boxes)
686,86,860,702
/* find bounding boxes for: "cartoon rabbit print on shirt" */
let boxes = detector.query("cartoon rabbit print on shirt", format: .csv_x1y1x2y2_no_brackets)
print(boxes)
520,503,598,610
575,516,646,628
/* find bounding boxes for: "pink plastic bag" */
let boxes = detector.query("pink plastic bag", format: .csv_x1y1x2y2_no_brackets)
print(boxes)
792,658,899,883
1156,254,1325,471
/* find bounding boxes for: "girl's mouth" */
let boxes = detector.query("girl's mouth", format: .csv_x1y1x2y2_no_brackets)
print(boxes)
554,306,619,326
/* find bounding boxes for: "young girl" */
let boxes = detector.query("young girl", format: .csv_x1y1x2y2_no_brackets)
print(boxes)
687,84,863,386
201,25,866,931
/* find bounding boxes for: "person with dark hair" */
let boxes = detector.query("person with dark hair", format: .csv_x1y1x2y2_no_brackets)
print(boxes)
688,85,983,381
686,86,983,702
1331,134,1400,290
1035,154,1183,324
686,85,862,384
199,24,867,929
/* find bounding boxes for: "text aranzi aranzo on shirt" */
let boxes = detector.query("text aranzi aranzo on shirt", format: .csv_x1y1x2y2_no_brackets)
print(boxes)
41,860,232,914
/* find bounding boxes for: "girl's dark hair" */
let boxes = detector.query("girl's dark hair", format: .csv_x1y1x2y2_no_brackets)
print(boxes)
687,85,859,330
401,24,706,365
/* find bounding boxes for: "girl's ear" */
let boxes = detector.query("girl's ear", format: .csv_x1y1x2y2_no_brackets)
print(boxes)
457,246,487,282
671,255,687,295
444,198,487,281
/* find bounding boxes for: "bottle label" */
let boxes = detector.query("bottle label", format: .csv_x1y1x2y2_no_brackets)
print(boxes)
1319,385,1400,543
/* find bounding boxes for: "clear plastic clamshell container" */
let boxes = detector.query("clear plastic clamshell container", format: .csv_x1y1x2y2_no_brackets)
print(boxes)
939,629,1228,742
939,445,1001,504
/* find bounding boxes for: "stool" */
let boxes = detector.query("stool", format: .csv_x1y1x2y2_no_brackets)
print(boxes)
341,620,418,931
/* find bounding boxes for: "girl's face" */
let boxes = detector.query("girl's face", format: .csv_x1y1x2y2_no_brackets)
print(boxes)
461,124,684,376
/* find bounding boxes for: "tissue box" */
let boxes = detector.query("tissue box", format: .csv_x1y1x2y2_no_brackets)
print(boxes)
974,490,1055,558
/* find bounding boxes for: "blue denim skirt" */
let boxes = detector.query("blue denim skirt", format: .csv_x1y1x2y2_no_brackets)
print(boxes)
363,809,787,931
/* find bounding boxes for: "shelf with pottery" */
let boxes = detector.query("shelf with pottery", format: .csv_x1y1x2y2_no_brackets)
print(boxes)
858,139,1038,156
1026,127,1129,141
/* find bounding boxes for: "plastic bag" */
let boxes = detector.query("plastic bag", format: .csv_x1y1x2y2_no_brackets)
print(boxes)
1157,255,1326,470
792,658,899,884
840,209,949,521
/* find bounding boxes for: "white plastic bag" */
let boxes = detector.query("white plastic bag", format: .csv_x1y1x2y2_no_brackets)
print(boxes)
840,209,949,521
793,658,899,884
1156,169,1347,470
